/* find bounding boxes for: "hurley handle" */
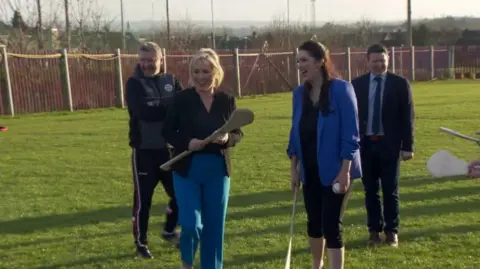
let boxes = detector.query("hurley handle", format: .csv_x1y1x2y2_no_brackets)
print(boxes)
159,108,254,171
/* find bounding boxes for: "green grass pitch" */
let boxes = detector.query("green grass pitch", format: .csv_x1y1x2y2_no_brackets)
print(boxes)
0,80,479,269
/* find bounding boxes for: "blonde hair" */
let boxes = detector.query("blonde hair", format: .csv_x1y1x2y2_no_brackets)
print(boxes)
138,42,163,58
188,48,224,89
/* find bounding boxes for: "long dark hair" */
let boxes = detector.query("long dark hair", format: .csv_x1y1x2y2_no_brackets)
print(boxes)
298,41,338,115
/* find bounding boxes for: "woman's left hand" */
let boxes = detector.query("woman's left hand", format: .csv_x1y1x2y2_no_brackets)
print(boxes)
333,171,351,193
213,133,229,144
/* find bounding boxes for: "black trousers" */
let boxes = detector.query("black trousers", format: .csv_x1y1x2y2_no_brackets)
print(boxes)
360,138,400,234
131,148,179,246
302,165,352,249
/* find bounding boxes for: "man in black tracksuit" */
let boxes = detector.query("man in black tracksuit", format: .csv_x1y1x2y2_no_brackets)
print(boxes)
126,42,183,259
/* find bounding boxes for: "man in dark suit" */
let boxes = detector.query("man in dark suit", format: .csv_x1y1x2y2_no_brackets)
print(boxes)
351,44,415,248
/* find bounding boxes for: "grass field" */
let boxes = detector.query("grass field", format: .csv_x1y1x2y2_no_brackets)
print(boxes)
1,80,479,269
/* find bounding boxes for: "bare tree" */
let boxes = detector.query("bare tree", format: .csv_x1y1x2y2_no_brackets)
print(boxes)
315,23,347,48
170,13,201,51
354,18,376,47
71,0,94,49
0,0,13,22
5,0,37,26
35,0,43,48
63,0,70,49
267,13,290,49
89,2,116,51
1,0,37,50
41,0,61,28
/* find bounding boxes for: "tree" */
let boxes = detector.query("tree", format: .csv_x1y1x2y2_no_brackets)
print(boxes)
412,23,431,46
35,0,45,48
11,10,27,31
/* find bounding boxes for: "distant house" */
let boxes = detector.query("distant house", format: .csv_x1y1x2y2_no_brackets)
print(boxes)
456,29,480,45
380,30,406,47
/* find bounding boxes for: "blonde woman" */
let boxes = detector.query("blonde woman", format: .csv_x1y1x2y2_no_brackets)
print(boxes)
162,48,243,269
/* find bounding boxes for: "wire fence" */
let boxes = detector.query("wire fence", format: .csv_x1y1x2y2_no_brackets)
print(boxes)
0,45,479,116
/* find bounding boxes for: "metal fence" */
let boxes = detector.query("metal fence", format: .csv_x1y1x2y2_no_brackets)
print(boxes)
0,45,479,116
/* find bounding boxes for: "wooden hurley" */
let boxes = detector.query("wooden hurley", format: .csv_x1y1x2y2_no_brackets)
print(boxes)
439,127,480,144
284,186,299,269
160,108,255,171
427,150,469,178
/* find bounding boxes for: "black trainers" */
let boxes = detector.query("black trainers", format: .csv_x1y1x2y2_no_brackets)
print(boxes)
162,230,180,248
136,245,153,259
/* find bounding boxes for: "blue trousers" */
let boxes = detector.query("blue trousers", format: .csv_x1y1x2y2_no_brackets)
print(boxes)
173,153,230,269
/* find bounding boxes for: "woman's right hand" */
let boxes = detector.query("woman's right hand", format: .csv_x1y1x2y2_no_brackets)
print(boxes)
468,160,480,178
291,161,300,193
188,138,206,151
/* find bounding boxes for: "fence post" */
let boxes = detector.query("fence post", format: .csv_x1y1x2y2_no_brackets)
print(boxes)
115,48,125,108
286,51,291,83
410,46,415,81
233,48,241,97
448,45,455,79
60,48,73,112
162,48,167,73
429,45,435,80
346,47,351,81
294,48,300,85
0,45,14,116
390,47,396,73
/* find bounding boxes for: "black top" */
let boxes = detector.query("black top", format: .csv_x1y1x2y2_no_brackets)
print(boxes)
300,93,319,171
162,87,243,177
126,65,183,149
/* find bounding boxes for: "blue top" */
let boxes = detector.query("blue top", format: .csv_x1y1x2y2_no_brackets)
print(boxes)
287,78,362,186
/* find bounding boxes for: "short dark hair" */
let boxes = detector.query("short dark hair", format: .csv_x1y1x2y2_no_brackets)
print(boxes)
367,44,388,56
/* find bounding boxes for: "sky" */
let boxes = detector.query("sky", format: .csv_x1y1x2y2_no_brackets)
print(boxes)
109,0,480,23
1,0,479,26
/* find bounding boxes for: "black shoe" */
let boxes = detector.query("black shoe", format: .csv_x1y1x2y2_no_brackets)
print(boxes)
368,231,382,246
136,245,153,259
385,232,399,248
162,230,180,248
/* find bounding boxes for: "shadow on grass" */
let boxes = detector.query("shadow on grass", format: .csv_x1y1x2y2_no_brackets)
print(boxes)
400,176,472,188
227,184,480,223
398,184,480,201
0,206,130,234
32,254,134,269
224,223,480,267
228,197,480,238
228,190,292,208
0,230,125,250
346,223,480,250
265,115,290,120
0,190,291,234
224,246,310,267
2,181,478,235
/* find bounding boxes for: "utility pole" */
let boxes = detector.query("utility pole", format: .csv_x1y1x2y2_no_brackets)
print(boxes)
120,0,126,50
36,0,44,49
151,1,155,41
64,0,70,50
287,0,290,25
166,0,171,49
210,0,215,49
287,0,291,49
407,0,412,46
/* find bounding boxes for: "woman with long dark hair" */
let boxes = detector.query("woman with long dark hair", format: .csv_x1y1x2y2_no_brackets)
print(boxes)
287,40,362,269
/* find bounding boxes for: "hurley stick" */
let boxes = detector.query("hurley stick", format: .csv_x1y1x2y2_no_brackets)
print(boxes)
160,108,254,171
284,186,299,269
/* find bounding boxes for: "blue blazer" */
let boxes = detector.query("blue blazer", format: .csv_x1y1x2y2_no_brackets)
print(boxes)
287,78,362,186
